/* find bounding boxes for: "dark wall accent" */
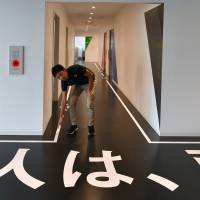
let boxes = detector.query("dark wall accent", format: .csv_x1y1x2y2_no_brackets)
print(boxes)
109,29,118,83
52,14,60,103
145,4,164,125
102,32,107,74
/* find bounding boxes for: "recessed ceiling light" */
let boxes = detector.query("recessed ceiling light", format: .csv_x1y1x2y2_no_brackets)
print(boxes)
89,17,92,20
90,12,94,15
88,20,92,23
92,6,96,9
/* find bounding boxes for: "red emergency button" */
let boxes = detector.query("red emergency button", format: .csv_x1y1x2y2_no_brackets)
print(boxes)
12,59,20,68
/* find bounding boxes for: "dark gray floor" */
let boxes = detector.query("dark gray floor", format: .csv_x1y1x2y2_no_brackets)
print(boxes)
0,62,200,200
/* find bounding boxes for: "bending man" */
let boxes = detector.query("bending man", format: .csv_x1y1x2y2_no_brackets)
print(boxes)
51,64,96,136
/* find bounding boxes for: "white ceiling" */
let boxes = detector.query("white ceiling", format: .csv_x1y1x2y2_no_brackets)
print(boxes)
62,3,128,33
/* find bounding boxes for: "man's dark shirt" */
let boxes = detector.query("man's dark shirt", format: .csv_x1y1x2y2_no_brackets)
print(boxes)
61,64,89,91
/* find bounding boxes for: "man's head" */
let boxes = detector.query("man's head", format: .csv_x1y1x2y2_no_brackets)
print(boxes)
51,64,68,80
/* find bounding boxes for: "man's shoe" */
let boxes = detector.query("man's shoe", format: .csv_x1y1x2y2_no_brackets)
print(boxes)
67,125,78,135
88,126,95,136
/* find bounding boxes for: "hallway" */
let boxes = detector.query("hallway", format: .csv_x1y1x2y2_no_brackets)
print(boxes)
0,62,200,200
1,1,200,199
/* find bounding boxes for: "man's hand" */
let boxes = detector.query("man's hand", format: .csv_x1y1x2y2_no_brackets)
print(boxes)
88,80,96,99
58,91,67,126
58,115,64,126
88,90,95,99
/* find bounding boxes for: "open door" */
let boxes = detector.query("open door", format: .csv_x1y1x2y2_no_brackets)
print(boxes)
74,36,86,65
52,14,60,108
65,27,69,68
101,32,107,74
109,29,118,84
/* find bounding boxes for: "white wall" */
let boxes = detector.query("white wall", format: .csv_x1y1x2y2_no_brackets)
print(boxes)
160,0,200,136
0,0,45,135
113,4,160,134
43,3,75,133
85,33,100,63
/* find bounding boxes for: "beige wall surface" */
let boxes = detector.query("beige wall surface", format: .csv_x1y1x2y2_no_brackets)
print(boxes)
43,3,75,133
113,4,160,134
85,32,99,63
160,0,200,136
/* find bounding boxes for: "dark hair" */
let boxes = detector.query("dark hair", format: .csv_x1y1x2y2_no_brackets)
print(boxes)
51,64,65,77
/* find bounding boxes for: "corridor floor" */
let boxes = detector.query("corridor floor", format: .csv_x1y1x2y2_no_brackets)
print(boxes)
0,62,200,200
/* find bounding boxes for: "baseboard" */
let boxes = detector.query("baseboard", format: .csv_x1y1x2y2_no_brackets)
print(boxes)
0,131,43,136
161,132,200,137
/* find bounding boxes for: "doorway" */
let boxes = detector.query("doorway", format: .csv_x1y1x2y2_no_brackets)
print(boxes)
74,36,93,65
65,27,69,68
109,29,118,84
102,32,107,74
74,36,85,65
52,14,60,108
